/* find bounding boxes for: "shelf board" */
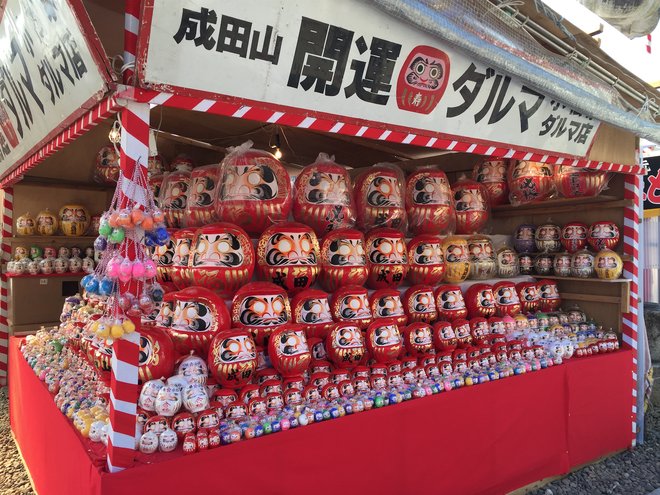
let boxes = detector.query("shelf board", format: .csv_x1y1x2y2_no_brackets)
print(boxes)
6,272,86,279
531,275,630,283
19,175,114,192
492,196,633,218
5,236,97,244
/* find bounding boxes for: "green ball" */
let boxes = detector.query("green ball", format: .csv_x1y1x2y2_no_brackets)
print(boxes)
98,222,112,237
108,227,125,243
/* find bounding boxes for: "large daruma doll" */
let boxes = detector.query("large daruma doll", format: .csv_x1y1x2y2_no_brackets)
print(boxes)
216,141,292,236
268,324,312,378
208,329,257,389
365,318,402,363
435,285,467,321
326,323,366,370
407,234,445,286
160,163,191,229
492,281,521,317
186,164,220,227
473,159,509,206
231,282,291,346
353,164,406,231
406,168,455,235
537,279,561,312
318,229,368,292
293,153,356,237
442,235,470,283
291,289,334,339
189,222,255,297
330,285,372,330
365,228,408,289
555,166,609,199
170,228,195,289
508,161,555,205
452,177,490,234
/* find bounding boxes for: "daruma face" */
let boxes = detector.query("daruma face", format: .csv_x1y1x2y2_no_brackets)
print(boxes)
238,295,288,326
326,238,366,267
265,231,317,266
396,45,450,114
215,334,256,363
366,176,402,208
304,171,350,205
411,175,451,205
369,236,407,264
193,232,244,267
222,164,278,201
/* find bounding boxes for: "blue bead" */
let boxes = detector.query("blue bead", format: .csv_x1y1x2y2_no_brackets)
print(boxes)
271,420,281,432
254,425,264,437
93,236,107,251
80,274,93,289
314,411,323,422
144,233,156,247
99,278,115,296
155,226,169,242
85,277,100,294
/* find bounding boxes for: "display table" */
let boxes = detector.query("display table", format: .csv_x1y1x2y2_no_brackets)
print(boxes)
9,336,632,495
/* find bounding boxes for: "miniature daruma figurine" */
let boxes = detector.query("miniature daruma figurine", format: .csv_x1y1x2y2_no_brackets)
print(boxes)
554,166,608,198
15,213,36,236
365,228,408,289
403,323,434,356
442,236,470,283
257,222,320,294
535,223,562,253
588,221,620,251
293,153,356,236
464,283,496,318
407,234,445,285
268,325,312,378
187,164,220,227
365,318,403,363
326,323,366,370
318,229,368,292
508,160,555,205
369,288,408,327
594,249,623,280
435,285,467,321
467,235,496,280
291,290,334,339
330,285,372,330
452,177,490,234
232,282,291,346
432,320,457,352
59,205,90,236
208,329,257,389
561,222,588,253
406,168,455,235
571,250,595,278
473,159,509,206
537,279,561,312
403,285,438,323
354,164,406,230
493,281,521,317
216,141,292,236
189,222,255,297
36,209,58,236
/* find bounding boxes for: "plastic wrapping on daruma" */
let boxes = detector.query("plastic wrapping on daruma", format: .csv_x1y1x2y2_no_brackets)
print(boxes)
554,165,609,198
185,164,221,227
353,163,407,231
507,160,556,205
215,141,292,236
94,145,120,185
405,167,455,235
293,153,356,237
472,158,509,206
452,175,490,234
160,162,192,228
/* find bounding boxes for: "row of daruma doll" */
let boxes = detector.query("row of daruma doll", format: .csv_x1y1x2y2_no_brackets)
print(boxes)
146,141,609,235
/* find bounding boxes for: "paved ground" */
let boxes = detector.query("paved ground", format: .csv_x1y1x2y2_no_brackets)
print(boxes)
0,385,658,495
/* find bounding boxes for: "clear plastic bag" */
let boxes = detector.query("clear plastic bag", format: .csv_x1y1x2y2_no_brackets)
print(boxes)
159,162,192,229
472,158,509,206
353,163,407,231
451,174,491,235
184,163,221,227
405,166,455,236
507,160,556,205
554,166,610,198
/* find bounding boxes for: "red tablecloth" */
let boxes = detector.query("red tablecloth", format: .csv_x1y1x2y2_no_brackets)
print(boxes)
9,337,633,495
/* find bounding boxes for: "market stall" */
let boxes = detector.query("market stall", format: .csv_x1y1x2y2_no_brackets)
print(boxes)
4,0,657,494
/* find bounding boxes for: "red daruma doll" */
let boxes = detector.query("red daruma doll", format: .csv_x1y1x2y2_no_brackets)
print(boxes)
353,164,406,230
473,159,509,206
231,282,291,346
326,323,366,370
268,325,312,378
435,285,467,321
508,161,555,205
554,166,609,198
365,318,403,364
407,234,445,286
365,228,409,289
186,164,220,227
291,290,334,339
452,176,490,234
208,329,257,389
537,279,561,312
318,229,368,292
293,153,356,237
493,281,521,317
406,168,455,235
330,285,372,330
216,141,292,236
160,162,192,229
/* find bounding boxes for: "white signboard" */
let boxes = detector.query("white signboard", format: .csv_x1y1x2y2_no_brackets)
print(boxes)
0,0,110,175
139,0,600,158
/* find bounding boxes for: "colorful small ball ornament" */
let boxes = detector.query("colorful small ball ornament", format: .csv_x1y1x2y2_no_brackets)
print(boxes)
513,224,536,254
553,252,572,277
268,324,312,378
291,290,334,339
170,228,195,289
216,141,292,236
293,153,356,237
189,222,255,297
464,283,496,318
160,162,192,229
561,222,588,253
369,288,408,327
537,279,561,312
256,222,320,294
165,286,231,357
365,318,403,363
406,168,455,235
318,228,368,292
554,165,608,198
364,228,408,289
326,323,366,370
507,160,555,205
441,236,470,283
492,281,521,317
516,282,540,313
473,158,509,206
435,285,467,321
231,282,291,347
35,209,58,236
330,285,372,330
407,234,445,285
451,177,490,234
402,285,438,323
403,323,434,356
59,205,90,236
571,250,595,278
95,145,120,184
187,164,220,227
535,223,562,253
353,164,406,230
496,247,519,278
467,235,496,280
432,320,458,352
138,326,175,383
594,249,623,280
15,212,36,236
534,253,554,275
588,221,620,251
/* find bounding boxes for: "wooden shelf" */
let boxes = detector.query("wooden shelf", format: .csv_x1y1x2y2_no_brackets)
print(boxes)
531,275,631,283
6,272,86,279
492,196,633,218
5,236,97,244
19,175,114,192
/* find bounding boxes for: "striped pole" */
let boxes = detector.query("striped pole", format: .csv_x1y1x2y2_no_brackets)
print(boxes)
0,187,12,386
123,0,140,85
106,100,150,472
622,173,642,446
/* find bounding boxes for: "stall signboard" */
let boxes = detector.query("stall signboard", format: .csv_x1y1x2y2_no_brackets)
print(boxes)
0,0,111,178
643,156,660,217
137,0,601,159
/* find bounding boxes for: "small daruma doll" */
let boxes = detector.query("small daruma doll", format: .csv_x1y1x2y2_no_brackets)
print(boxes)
231,282,291,346
442,236,470,283
407,234,445,286
354,164,406,230
326,323,366,370
330,285,372,330
293,153,356,236
561,222,588,253
406,168,455,235
432,320,457,352
588,221,620,251
594,249,623,280
291,290,334,339
516,282,540,313
508,160,555,205
208,329,257,389
537,279,561,312
467,235,497,280
403,323,434,356
473,159,509,206
435,285,467,321
464,283,496,318
189,222,255,297
493,281,521,317
365,228,408,289
369,288,408,327
403,285,438,323
216,141,292,236
268,324,312,378
452,177,490,234
318,229,368,292
365,319,403,364
535,223,562,253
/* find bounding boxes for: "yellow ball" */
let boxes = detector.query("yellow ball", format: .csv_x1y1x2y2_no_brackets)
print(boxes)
96,323,110,338
122,319,136,333
110,324,124,339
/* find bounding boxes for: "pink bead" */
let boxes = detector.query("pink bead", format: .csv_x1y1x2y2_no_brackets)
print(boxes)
132,260,146,279
143,260,157,278
118,259,133,283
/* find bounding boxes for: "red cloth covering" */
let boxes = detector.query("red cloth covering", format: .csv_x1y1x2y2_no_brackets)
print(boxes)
9,337,632,495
